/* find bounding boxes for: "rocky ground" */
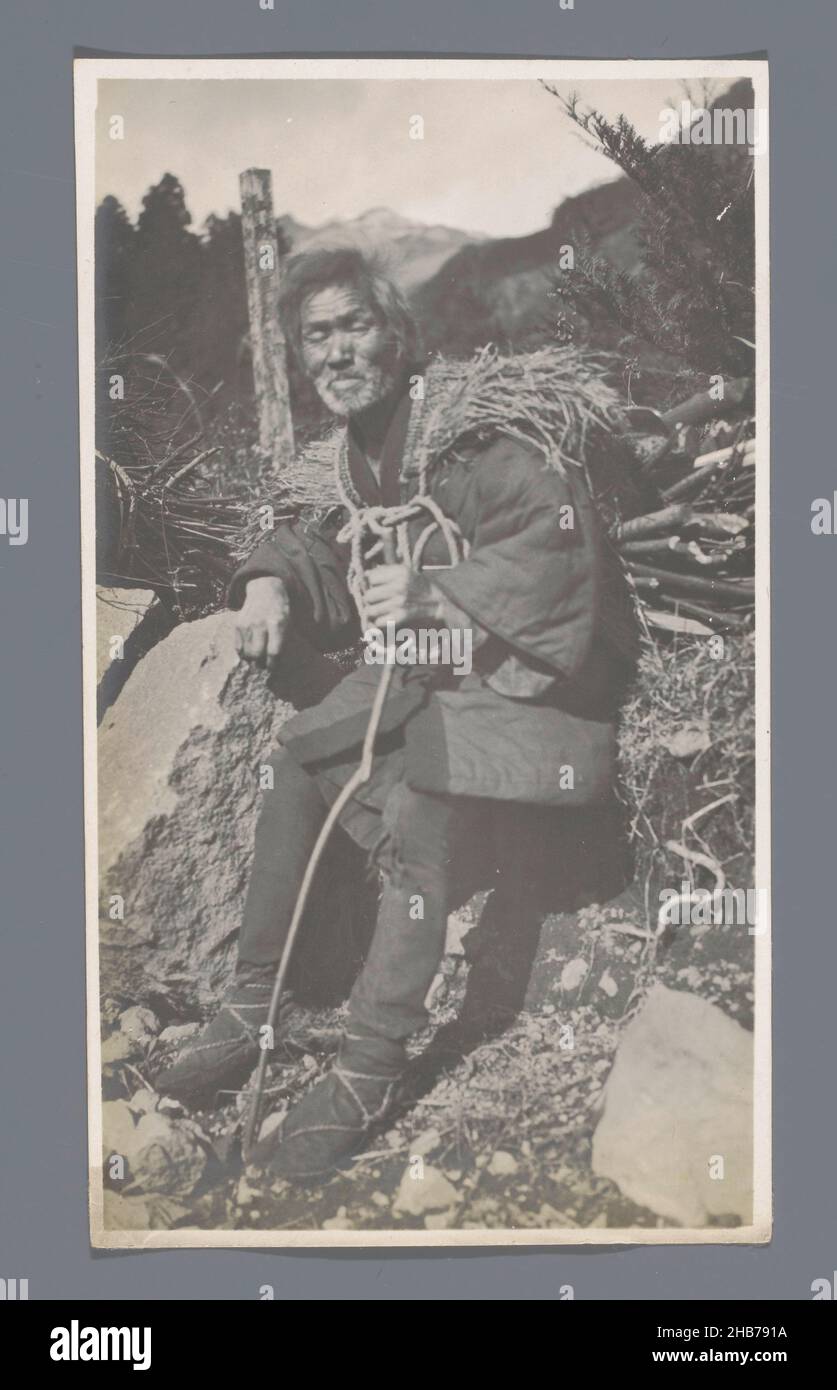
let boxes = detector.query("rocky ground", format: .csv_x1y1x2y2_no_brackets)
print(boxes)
101,881,755,1236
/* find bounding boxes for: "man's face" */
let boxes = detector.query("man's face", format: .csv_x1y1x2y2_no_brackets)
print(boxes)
299,285,401,417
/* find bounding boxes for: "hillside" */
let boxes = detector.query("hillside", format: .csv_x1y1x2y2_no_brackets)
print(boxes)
411,78,756,366
412,177,642,355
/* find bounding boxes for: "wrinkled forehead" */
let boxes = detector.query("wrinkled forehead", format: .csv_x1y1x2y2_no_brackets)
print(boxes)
300,284,377,328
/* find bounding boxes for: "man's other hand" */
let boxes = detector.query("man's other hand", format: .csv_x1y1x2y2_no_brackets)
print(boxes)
235,576,290,669
364,565,446,628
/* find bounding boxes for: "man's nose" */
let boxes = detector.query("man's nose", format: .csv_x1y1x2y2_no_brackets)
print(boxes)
326,333,354,366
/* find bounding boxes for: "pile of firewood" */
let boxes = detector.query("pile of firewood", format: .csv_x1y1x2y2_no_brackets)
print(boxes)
614,380,756,637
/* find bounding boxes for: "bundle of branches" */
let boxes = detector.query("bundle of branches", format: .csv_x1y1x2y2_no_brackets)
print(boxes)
613,394,756,636
96,346,252,614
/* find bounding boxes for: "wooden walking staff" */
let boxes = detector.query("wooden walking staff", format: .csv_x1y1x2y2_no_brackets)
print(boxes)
239,168,294,464
242,527,400,1160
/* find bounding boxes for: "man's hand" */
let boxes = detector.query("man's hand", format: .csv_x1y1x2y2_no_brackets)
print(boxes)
234,576,291,669
363,565,446,627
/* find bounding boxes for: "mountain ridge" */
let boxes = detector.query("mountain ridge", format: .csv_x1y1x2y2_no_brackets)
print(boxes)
278,205,487,290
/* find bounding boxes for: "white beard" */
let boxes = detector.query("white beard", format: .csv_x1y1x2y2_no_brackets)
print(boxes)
315,362,400,418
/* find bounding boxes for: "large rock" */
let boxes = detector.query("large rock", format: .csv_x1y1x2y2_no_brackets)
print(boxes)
96,587,156,683
95,587,179,723
97,613,376,1015
102,1099,211,1198
591,984,753,1227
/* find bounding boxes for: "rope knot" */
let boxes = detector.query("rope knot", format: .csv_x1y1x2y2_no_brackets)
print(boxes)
335,491,468,627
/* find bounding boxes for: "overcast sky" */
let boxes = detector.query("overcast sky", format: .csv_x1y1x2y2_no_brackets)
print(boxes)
95,76,721,239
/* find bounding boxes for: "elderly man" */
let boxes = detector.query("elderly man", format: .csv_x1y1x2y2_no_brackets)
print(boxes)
157,248,636,1180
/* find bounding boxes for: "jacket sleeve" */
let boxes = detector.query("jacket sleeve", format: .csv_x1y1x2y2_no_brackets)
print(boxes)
430,436,601,681
227,515,360,652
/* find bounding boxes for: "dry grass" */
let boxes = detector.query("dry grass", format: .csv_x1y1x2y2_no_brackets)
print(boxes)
618,630,756,913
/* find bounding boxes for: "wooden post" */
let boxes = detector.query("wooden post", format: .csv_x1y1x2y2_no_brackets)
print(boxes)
239,167,294,464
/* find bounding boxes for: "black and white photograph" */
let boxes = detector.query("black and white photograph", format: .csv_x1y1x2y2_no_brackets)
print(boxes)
76,57,770,1246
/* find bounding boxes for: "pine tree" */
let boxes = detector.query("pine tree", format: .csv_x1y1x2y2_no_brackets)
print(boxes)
544,84,756,401
124,173,203,367
94,195,136,351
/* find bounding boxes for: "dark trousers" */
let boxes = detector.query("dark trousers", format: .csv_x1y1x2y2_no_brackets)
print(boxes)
238,744,629,1041
239,749,461,1038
